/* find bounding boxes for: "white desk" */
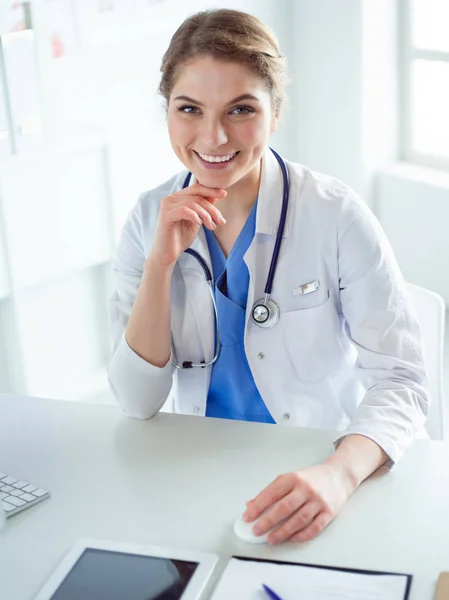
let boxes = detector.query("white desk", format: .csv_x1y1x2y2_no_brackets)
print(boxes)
1,394,448,599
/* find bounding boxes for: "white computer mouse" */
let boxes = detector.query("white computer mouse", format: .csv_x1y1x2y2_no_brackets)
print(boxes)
233,516,271,544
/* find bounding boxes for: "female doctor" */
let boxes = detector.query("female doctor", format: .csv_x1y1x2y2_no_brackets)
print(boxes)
108,9,429,545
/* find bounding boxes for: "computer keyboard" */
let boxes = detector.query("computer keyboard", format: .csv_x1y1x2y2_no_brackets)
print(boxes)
0,473,50,518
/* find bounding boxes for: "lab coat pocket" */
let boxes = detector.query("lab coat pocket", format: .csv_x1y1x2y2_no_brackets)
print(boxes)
281,287,345,381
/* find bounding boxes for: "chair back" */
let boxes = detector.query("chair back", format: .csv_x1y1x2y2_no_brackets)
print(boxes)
407,283,446,439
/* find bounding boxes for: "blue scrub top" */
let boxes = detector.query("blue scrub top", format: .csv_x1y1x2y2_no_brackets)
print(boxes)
203,201,275,424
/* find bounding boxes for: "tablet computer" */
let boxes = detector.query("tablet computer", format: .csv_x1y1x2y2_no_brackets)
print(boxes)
33,538,219,600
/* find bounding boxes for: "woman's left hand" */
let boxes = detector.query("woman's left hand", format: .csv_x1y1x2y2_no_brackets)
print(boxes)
242,463,357,545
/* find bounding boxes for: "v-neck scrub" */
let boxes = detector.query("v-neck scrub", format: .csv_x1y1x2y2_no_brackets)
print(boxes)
203,201,276,424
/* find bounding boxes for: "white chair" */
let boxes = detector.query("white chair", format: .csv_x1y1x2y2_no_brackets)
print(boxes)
406,283,446,440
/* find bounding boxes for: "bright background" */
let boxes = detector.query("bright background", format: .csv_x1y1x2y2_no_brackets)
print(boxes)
0,0,448,411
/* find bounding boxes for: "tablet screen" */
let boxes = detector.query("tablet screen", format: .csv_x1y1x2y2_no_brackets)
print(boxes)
48,548,199,599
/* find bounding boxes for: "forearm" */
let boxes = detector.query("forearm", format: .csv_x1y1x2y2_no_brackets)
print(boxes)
125,256,174,368
324,434,389,493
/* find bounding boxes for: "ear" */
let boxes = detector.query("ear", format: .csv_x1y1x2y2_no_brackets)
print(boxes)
270,114,279,133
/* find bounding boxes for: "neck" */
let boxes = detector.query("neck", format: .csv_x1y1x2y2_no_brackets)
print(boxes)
214,159,262,220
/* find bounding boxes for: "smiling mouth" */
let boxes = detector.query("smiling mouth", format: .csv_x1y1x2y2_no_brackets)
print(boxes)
194,150,240,163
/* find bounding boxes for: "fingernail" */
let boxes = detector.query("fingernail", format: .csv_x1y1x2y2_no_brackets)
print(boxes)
252,524,262,535
210,221,216,229
219,216,226,224
242,511,250,522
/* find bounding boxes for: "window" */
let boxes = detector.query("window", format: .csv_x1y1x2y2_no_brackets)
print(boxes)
402,0,449,168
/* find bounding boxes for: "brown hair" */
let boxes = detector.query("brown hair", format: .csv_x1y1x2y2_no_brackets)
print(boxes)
159,9,288,116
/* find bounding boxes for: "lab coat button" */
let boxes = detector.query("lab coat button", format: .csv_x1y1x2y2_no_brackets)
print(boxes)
283,413,290,420
257,352,265,359
193,405,200,413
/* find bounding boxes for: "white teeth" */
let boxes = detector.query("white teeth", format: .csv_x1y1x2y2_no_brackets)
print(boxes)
197,152,237,163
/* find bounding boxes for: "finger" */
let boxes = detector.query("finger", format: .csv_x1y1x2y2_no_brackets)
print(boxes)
190,201,217,230
195,198,226,225
252,492,310,536
167,206,202,226
289,511,334,543
168,194,225,223
182,184,227,201
267,501,321,545
244,474,295,522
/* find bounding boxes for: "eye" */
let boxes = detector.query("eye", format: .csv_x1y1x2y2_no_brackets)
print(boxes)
177,105,200,114
231,106,254,115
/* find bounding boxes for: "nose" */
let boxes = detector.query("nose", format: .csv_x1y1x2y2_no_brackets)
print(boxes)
200,115,228,149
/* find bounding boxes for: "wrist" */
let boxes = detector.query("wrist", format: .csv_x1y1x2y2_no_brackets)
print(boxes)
323,456,360,496
144,253,176,276
324,434,389,493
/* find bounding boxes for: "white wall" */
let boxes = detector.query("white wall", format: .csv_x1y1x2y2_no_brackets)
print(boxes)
377,164,449,303
290,0,399,207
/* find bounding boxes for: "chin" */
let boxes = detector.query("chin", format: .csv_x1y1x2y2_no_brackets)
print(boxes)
202,164,248,185
196,172,239,190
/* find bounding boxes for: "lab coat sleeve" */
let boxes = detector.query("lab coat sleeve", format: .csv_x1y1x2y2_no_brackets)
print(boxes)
334,199,429,465
107,196,174,419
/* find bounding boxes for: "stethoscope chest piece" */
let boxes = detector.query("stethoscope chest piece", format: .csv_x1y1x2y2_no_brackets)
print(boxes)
251,297,280,328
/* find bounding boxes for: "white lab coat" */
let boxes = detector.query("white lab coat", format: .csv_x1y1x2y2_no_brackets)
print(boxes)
108,148,429,464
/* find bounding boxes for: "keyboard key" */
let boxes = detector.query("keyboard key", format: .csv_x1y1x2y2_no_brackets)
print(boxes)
1,477,18,486
4,496,25,507
19,493,36,502
0,474,50,518
12,481,28,490
22,484,37,493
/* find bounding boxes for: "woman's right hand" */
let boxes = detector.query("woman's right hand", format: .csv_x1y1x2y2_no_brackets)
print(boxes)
148,183,227,267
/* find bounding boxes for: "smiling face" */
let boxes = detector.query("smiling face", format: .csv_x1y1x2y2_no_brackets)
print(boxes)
167,55,278,190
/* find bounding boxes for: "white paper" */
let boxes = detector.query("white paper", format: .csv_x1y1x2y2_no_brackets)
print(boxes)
1,30,43,152
0,2,27,36
210,558,409,600
38,0,78,60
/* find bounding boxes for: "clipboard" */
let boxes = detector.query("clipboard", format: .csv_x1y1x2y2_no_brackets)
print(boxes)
434,572,449,600
210,555,412,599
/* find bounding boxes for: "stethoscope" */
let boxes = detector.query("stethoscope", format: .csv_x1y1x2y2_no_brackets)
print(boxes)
172,147,289,370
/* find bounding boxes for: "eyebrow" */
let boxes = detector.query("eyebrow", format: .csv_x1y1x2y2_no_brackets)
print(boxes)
173,94,261,106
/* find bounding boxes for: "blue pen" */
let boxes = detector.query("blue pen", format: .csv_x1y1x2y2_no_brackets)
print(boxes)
262,583,284,600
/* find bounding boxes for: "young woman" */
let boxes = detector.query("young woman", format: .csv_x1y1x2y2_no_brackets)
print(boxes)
108,9,429,545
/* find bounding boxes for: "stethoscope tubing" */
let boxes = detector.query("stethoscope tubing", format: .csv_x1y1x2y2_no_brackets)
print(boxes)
262,147,290,295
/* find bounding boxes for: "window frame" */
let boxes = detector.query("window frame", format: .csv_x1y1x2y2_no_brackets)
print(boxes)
400,0,449,170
